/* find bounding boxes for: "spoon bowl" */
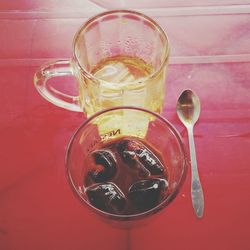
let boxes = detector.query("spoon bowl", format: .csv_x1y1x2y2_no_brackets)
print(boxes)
177,89,201,127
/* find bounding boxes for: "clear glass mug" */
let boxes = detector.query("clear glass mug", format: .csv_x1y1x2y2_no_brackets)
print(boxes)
34,10,170,117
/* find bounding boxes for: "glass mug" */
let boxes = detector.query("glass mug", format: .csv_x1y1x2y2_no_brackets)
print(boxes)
34,10,170,117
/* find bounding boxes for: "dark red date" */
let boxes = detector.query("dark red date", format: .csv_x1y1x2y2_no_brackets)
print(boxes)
128,178,168,211
89,150,117,183
117,139,165,175
86,183,126,214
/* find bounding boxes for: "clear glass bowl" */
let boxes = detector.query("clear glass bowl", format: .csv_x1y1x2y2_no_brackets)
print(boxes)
65,106,187,221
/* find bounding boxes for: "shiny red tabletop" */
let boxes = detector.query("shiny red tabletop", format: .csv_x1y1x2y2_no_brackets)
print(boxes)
1,1,250,250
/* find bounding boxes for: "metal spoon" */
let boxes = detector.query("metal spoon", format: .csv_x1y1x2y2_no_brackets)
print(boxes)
177,89,204,218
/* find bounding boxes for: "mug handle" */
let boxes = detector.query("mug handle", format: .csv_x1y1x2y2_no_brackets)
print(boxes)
34,60,82,112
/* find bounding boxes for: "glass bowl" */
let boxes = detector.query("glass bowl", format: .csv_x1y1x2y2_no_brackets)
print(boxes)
65,106,187,221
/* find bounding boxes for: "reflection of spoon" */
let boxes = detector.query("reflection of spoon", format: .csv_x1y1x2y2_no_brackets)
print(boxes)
177,89,204,218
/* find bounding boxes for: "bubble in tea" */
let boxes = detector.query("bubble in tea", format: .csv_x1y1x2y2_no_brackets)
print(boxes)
84,137,169,215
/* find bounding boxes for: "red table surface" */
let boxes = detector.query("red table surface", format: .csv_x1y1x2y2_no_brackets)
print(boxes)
1,1,250,250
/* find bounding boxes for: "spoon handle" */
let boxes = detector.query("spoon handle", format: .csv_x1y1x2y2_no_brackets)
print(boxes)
188,126,204,218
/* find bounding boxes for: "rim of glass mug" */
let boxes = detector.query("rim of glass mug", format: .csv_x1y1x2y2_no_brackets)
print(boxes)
72,9,170,87
65,106,187,221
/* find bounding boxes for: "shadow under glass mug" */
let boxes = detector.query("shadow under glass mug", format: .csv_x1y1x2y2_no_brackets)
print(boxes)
34,10,170,117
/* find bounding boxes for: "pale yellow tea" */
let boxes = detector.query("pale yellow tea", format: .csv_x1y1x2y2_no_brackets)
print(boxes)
80,55,166,116
92,55,154,83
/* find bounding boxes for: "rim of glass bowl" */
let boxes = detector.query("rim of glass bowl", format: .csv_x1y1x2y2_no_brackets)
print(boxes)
65,106,187,221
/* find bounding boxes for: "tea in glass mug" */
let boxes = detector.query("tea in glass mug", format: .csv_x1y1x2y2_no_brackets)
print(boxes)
34,10,170,117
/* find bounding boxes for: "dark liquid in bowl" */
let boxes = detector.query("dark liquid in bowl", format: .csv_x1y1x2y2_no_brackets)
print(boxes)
84,137,169,215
